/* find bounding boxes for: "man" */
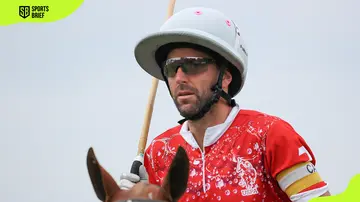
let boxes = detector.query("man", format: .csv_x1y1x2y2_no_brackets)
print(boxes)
119,7,331,202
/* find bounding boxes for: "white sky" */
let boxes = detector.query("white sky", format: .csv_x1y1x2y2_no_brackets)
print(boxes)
0,0,359,201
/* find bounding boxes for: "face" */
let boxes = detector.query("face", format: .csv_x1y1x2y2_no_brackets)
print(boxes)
164,48,223,118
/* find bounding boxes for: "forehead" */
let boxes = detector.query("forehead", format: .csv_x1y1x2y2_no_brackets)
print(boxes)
167,47,212,59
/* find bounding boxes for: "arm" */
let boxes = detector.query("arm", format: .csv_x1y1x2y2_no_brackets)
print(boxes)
143,145,159,185
265,119,330,201
321,191,331,196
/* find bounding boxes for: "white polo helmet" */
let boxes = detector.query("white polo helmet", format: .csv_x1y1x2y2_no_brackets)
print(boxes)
134,7,248,98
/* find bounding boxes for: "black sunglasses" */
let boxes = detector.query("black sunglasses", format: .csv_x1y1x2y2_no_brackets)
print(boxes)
162,57,216,78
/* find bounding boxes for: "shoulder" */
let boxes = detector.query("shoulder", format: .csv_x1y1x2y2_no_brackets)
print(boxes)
235,109,302,143
237,109,282,121
152,124,183,140
235,108,287,129
144,124,183,154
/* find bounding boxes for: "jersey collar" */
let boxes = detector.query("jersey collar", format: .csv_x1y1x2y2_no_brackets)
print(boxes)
179,104,241,149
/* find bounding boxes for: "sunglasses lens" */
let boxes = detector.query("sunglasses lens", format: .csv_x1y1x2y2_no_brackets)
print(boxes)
163,57,215,78
163,63,178,77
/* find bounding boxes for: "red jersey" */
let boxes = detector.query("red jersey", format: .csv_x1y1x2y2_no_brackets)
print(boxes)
143,106,329,202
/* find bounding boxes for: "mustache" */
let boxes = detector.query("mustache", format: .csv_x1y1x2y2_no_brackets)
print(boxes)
174,83,198,95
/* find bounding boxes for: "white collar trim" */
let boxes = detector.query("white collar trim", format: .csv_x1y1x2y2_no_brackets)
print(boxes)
179,104,241,149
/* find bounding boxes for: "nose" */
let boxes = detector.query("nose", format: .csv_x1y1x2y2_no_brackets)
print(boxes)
174,67,188,83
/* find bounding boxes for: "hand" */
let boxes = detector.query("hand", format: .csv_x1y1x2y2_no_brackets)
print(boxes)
118,155,148,190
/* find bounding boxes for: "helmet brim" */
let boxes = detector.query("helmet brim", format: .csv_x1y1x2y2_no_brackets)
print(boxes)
134,28,247,96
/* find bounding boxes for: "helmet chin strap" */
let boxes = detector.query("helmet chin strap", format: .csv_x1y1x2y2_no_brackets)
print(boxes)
176,68,236,124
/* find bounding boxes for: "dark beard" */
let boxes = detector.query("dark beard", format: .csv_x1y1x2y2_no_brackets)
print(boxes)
172,83,213,119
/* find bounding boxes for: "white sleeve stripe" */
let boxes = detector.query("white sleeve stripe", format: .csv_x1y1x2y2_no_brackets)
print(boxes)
290,182,329,202
278,162,317,191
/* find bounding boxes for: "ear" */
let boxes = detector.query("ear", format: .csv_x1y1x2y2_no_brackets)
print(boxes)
222,68,232,91
161,146,189,201
87,147,122,202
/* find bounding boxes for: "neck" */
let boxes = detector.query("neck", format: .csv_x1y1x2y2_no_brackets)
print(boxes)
187,101,232,149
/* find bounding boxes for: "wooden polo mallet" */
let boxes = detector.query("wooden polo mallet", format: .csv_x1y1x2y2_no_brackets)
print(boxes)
130,0,177,176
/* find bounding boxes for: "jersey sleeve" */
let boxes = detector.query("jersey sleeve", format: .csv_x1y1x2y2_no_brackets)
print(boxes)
265,118,329,201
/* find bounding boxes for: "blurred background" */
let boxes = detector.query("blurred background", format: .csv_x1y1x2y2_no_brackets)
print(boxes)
0,0,359,201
